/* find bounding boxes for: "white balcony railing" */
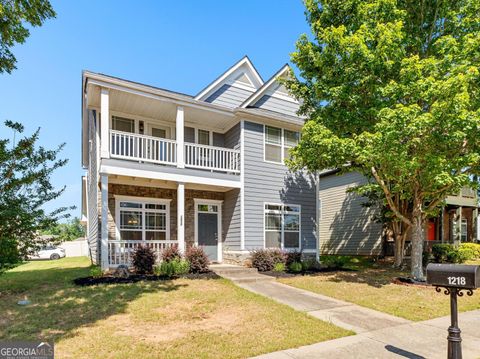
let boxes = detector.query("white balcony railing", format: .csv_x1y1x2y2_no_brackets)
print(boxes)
185,142,240,173
109,130,241,174
110,130,177,165
108,240,178,266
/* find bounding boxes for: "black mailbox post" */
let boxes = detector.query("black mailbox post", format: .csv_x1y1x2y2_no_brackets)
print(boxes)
426,263,479,359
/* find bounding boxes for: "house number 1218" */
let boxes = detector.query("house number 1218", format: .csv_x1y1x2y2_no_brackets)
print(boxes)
447,277,466,285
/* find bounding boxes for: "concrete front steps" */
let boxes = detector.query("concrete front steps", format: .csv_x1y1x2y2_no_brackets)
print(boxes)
209,264,275,283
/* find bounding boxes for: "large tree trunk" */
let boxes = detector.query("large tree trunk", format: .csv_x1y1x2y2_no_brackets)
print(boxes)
393,232,406,268
411,209,425,280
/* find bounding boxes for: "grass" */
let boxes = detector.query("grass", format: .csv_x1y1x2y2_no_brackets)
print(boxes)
0,257,351,359
278,257,480,322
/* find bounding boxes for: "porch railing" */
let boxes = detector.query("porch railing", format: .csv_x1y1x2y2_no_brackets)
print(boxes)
108,240,178,266
184,142,240,173
110,130,177,165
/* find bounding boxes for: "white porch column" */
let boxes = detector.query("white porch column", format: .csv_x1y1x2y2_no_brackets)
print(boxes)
100,174,109,270
177,182,185,252
100,88,110,158
176,106,185,168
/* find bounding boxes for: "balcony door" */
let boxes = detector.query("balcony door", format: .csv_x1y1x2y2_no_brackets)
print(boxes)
147,124,170,162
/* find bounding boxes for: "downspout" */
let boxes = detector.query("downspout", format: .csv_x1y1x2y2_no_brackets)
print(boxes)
316,171,320,262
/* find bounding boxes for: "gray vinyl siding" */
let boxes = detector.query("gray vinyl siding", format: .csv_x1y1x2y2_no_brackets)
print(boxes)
243,121,317,250
319,171,383,255
223,188,241,250
213,132,224,147
205,84,254,108
184,127,195,143
224,123,240,149
251,95,300,118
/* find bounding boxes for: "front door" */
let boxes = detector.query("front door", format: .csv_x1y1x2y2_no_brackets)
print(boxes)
197,203,220,261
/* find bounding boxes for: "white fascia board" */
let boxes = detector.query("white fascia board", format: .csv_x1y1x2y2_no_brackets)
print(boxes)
240,64,291,109
100,162,241,189
195,56,264,101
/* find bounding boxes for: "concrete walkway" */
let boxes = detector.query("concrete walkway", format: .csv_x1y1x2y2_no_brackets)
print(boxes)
210,265,480,358
253,310,480,359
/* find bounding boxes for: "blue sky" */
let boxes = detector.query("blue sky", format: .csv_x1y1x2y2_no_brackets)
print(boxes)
0,0,310,219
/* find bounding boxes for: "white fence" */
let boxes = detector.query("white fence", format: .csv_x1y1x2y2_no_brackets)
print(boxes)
108,240,178,266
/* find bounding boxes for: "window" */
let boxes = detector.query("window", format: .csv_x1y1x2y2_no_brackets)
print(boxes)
197,129,210,145
461,219,468,242
264,204,300,249
264,126,300,163
112,116,135,133
117,199,169,241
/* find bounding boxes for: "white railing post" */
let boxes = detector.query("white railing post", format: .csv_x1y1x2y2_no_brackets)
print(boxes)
100,88,110,159
177,182,185,253
176,106,185,169
100,174,109,270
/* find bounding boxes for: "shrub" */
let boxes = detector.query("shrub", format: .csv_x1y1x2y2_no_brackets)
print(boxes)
155,261,175,278
251,249,274,271
89,265,103,278
301,258,317,271
285,250,302,266
132,245,156,274
432,244,453,263
161,245,182,263
288,261,302,273
422,251,431,267
459,243,480,260
273,262,286,272
321,255,349,269
171,258,190,275
185,246,209,273
270,248,286,265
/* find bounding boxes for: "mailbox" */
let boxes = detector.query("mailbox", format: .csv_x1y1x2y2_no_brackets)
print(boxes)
426,263,480,289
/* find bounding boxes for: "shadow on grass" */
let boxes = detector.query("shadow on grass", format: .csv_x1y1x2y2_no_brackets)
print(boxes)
0,263,192,342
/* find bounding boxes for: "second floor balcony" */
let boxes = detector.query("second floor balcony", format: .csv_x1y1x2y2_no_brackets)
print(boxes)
109,130,240,174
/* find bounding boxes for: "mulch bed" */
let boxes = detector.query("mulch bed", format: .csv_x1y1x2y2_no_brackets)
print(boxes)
74,271,218,286
392,277,430,287
262,267,356,278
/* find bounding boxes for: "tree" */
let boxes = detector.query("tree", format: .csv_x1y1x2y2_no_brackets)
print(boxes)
0,0,55,73
42,217,85,242
0,120,70,268
285,0,480,279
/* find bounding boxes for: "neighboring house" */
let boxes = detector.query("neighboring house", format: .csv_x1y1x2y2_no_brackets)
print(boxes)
81,56,319,269
318,170,480,256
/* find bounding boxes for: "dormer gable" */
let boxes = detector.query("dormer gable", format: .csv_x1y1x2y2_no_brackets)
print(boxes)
240,64,301,117
195,56,264,108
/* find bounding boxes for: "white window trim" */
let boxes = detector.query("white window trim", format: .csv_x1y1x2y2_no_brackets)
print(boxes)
193,199,223,262
263,124,299,165
114,195,172,242
263,202,301,251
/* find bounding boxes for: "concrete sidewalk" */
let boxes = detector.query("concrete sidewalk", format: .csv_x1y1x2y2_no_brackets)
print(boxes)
253,310,480,359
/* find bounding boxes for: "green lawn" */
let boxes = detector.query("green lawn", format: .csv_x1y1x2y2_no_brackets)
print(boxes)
0,257,351,359
278,258,480,322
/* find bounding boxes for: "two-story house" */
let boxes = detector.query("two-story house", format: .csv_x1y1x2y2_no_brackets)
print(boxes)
81,56,318,269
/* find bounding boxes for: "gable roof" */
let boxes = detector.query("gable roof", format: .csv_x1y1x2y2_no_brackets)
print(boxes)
195,56,264,101
239,64,296,108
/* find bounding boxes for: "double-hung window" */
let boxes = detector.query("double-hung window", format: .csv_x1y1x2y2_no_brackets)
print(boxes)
264,126,299,163
117,198,170,241
264,204,300,249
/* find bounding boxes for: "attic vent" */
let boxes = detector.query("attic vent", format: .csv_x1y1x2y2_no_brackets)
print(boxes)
233,73,254,88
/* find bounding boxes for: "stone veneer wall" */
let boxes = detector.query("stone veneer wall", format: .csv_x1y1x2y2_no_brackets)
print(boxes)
107,183,224,247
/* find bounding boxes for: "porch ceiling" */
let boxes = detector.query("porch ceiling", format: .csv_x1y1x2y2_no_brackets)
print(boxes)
86,83,238,132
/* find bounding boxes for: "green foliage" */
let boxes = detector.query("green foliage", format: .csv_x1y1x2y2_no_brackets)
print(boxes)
321,255,349,269
0,0,56,73
89,266,102,278
286,0,480,279
273,262,286,272
171,259,190,275
432,244,468,264
301,258,317,271
285,250,302,266
155,261,175,278
185,246,209,273
459,243,480,260
42,217,85,242
288,261,303,273
132,245,156,274
0,121,70,270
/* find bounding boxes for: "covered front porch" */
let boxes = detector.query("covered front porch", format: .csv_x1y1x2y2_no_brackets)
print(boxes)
98,175,239,269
